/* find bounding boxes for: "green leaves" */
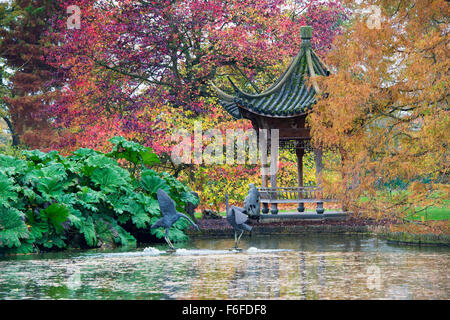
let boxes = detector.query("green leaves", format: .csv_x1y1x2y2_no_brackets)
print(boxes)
80,217,97,247
108,136,160,167
140,169,169,195
37,178,66,200
131,210,151,229
0,154,28,176
150,218,188,243
76,187,104,212
0,206,29,249
0,172,18,206
40,204,70,234
0,137,197,253
23,150,63,165
91,166,128,193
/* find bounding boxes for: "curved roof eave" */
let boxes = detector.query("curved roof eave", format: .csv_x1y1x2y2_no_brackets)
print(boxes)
211,26,330,119
236,103,310,119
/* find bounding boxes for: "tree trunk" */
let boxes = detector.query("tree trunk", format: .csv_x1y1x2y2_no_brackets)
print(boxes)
2,116,20,146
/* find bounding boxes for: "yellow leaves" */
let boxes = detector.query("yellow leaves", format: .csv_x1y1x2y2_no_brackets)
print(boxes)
408,181,427,196
306,0,448,222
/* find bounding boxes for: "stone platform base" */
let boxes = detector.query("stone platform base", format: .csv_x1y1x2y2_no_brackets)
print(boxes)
258,211,348,223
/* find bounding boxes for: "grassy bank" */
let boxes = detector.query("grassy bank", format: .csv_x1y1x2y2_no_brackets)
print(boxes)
408,206,449,221
381,232,450,246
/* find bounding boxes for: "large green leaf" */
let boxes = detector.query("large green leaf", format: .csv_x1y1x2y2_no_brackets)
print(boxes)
130,193,160,216
41,203,70,234
126,198,151,228
77,153,118,177
91,166,126,193
84,154,118,169
140,169,169,195
54,193,77,207
40,162,67,181
37,177,66,200
28,220,48,240
145,197,160,216
67,210,83,229
9,239,34,254
108,136,160,166
24,164,71,198
0,206,30,249
22,150,63,164
140,148,160,166
76,187,104,212
25,209,48,239
105,193,129,214
69,148,100,160
179,191,200,207
0,173,18,205
131,210,151,229
80,217,96,247
0,155,28,176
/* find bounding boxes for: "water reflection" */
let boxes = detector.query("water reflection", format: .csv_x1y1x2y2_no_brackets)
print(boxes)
0,234,448,300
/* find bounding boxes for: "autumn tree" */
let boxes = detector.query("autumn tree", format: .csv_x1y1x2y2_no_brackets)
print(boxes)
46,0,347,152
309,0,449,228
0,0,63,149
39,0,348,208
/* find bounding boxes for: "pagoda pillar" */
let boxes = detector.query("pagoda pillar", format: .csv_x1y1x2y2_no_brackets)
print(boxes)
296,148,305,212
270,137,279,215
260,129,270,214
314,148,324,214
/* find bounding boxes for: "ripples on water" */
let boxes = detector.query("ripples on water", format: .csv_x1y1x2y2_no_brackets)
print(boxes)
0,234,448,299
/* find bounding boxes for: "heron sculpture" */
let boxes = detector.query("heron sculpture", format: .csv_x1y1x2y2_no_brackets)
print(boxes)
225,193,252,250
151,189,200,251
243,183,261,218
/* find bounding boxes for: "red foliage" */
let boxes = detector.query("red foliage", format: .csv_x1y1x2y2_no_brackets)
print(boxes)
44,0,348,153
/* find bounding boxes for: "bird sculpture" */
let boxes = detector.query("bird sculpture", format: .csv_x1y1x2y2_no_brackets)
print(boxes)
225,193,252,250
151,189,200,251
243,183,261,218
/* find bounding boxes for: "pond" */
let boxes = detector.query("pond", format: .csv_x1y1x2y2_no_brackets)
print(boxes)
0,234,448,300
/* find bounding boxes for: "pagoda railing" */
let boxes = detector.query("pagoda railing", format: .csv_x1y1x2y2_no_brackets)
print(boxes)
257,186,337,203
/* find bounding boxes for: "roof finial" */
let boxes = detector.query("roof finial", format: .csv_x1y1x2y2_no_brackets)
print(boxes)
300,25,313,40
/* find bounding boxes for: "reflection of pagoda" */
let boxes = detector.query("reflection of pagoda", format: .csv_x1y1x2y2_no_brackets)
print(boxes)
212,26,335,215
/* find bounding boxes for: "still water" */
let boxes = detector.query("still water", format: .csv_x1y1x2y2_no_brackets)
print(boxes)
0,234,448,299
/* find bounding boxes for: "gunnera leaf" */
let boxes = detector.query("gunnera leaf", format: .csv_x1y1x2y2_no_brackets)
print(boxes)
41,203,70,234
0,206,30,249
91,166,127,193
140,169,169,195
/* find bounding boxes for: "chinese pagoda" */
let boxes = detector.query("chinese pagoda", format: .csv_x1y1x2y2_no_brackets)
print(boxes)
212,26,336,215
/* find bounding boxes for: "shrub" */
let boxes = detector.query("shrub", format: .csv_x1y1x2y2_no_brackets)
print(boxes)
0,137,199,254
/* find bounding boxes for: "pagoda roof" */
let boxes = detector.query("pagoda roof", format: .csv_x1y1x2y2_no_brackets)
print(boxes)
211,26,330,119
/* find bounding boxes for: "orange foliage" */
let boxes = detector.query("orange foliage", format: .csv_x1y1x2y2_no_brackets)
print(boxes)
308,0,449,222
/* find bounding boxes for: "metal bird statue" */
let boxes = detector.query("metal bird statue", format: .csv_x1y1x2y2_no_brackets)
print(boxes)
243,183,261,218
225,193,252,250
151,189,200,251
